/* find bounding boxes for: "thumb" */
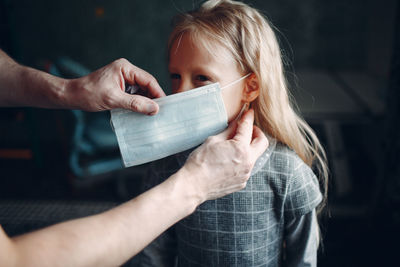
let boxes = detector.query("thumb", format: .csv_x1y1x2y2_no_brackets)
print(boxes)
232,109,254,143
115,91,159,115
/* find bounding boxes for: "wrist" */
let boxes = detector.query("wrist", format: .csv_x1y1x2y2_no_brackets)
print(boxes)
20,65,69,109
170,166,205,214
48,73,69,109
57,78,73,109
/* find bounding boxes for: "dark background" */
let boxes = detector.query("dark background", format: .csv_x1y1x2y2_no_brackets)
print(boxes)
0,0,399,266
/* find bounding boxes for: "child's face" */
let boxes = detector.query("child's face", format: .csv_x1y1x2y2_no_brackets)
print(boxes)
168,33,246,122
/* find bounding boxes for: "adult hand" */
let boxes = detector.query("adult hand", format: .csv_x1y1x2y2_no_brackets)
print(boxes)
180,109,269,202
0,50,166,113
64,58,166,114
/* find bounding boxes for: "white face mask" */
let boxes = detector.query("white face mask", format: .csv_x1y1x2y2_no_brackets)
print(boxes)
111,74,250,167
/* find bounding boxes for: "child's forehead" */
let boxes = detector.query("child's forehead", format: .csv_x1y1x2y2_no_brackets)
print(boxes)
170,32,234,63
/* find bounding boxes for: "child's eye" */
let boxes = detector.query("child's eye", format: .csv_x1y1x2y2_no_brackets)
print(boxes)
196,75,210,82
170,73,181,80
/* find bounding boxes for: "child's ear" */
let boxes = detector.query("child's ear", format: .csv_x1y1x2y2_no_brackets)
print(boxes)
242,73,259,102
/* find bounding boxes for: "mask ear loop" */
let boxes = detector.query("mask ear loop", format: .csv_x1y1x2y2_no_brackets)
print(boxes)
233,102,249,122
221,73,252,122
221,73,251,90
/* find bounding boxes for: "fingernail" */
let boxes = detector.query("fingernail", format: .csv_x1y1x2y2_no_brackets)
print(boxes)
146,103,158,115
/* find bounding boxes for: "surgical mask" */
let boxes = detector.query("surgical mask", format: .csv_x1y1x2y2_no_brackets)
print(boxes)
111,74,250,167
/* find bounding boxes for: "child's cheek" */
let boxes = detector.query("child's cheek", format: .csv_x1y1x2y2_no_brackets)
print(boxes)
221,89,243,122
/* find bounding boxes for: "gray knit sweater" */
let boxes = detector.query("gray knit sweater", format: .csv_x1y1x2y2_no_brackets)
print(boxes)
136,140,322,267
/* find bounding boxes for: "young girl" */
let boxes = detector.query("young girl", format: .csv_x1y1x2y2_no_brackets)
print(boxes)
136,0,328,266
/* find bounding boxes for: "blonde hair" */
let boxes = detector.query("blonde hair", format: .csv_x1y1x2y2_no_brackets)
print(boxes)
168,0,328,211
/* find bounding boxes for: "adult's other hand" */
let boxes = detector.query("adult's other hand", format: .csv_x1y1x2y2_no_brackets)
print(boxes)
180,109,269,202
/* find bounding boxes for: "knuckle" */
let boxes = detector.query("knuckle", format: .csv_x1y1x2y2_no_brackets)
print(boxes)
244,161,253,174
129,97,143,111
115,58,128,64
112,58,128,69
237,160,252,177
148,77,157,87
235,143,247,156
239,119,252,130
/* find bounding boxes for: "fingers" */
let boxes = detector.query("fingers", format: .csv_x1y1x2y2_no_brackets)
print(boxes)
250,125,269,160
214,119,238,141
115,93,159,115
232,109,254,143
121,60,166,98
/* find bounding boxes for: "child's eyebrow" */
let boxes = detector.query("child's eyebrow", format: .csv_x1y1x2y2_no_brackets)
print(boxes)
191,66,219,77
168,65,179,73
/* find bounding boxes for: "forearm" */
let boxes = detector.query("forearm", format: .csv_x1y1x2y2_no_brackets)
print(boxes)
7,169,198,267
0,49,67,108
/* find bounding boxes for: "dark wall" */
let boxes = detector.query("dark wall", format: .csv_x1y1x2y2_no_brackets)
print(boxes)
2,0,395,91
2,0,196,90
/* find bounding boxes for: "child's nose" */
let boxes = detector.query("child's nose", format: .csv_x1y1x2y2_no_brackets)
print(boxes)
176,80,194,93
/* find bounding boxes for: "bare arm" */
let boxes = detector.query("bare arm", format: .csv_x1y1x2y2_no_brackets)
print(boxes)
0,110,268,267
2,171,197,267
0,49,165,114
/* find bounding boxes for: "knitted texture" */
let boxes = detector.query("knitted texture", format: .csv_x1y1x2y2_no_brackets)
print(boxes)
141,142,322,267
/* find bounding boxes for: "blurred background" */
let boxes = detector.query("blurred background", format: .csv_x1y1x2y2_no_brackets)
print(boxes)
0,0,399,266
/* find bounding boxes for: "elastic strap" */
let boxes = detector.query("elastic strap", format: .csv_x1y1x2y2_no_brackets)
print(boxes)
233,102,249,122
221,73,251,90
